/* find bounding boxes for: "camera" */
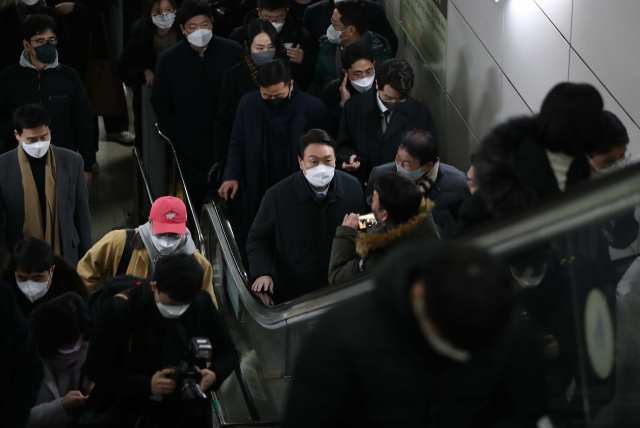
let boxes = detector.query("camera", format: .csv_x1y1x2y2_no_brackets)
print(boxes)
169,338,214,401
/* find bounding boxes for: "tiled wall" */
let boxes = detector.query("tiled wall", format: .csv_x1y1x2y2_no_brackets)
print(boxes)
381,0,640,171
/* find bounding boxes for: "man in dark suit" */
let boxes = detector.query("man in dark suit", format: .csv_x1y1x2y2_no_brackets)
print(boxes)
303,0,397,56
218,59,329,233
0,104,91,267
367,130,468,238
151,0,243,220
337,58,436,184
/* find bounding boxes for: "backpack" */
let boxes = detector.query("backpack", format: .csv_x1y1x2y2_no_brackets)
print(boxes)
115,229,136,277
86,275,144,322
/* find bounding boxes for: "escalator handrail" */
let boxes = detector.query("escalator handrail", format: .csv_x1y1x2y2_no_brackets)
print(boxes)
206,161,640,328
204,201,375,329
132,146,155,205
154,123,206,257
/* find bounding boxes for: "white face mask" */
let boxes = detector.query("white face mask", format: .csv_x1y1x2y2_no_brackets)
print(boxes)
591,150,631,178
412,299,471,363
151,235,183,255
326,24,351,45
271,21,285,33
186,28,212,47
511,268,546,289
396,162,425,181
21,139,50,158
155,291,190,319
152,12,176,30
349,74,375,93
303,164,335,188
17,269,52,303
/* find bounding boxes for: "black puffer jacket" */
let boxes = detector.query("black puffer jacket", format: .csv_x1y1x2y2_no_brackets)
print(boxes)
285,242,547,427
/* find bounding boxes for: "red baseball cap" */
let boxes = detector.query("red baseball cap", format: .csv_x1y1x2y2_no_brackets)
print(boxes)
149,196,187,235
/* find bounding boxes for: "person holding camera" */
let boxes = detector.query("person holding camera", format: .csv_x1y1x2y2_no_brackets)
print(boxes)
328,173,439,285
85,254,238,428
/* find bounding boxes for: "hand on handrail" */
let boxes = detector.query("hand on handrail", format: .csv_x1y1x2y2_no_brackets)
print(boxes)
252,275,274,294
218,180,239,201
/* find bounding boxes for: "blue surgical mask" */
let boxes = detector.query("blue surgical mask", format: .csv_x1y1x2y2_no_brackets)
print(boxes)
396,163,426,181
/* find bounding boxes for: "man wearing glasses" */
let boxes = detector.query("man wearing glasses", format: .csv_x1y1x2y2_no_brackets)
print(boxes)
336,59,436,186
0,14,95,187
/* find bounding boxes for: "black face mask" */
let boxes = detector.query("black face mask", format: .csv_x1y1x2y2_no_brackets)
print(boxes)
381,98,404,112
33,43,57,64
263,89,291,111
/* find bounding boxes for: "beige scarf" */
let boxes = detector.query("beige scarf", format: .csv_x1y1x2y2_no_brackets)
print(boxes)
18,146,62,256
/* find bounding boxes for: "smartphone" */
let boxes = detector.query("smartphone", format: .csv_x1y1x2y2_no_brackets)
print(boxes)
358,213,377,230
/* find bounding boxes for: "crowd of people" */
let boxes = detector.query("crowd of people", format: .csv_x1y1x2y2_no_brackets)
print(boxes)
1,0,639,426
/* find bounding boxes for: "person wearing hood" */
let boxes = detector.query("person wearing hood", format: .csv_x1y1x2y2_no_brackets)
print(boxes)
328,173,440,285
85,254,238,428
0,104,91,267
213,18,293,175
247,129,362,305
118,0,182,150
228,0,317,90
319,41,375,137
367,130,468,238
0,15,95,183
2,237,89,318
0,0,72,73
218,59,329,232
286,242,547,427
77,196,218,307
337,59,436,185
151,0,242,223
307,1,393,96
27,292,92,427
303,0,397,57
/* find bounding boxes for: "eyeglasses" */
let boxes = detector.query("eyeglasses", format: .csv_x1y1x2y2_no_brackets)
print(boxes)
366,195,373,206
30,37,58,46
151,11,175,17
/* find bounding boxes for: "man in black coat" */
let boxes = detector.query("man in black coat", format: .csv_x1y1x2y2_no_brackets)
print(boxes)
218,60,330,231
0,0,72,72
285,242,547,427
228,0,317,90
85,254,239,428
337,58,435,184
368,131,468,238
0,281,44,428
319,40,376,137
303,0,397,55
247,129,362,304
0,15,95,183
151,0,243,216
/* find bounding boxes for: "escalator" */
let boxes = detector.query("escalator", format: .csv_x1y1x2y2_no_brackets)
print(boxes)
152,118,640,426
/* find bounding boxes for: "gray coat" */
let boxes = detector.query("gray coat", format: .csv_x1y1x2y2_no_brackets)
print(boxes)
0,145,91,266
368,162,468,238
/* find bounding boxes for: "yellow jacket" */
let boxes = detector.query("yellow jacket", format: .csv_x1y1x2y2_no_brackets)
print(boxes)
77,229,217,307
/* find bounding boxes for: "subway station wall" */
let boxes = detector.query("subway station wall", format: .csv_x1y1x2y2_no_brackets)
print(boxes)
381,0,640,171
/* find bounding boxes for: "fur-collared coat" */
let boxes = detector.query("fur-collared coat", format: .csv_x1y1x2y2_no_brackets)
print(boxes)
328,199,440,284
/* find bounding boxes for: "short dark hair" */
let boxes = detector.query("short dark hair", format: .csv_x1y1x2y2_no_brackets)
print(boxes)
341,42,374,72
257,0,289,11
256,59,291,88
21,14,57,42
178,0,212,26
14,103,51,135
299,129,336,158
418,245,514,353
589,110,629,156
335,1,368,35
29,292,92,359
154,254,204,303
399,130,438,165
537,82,603,156
245,18,282,53
377,59,414,98
11,238,53,274
374,173,423,224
